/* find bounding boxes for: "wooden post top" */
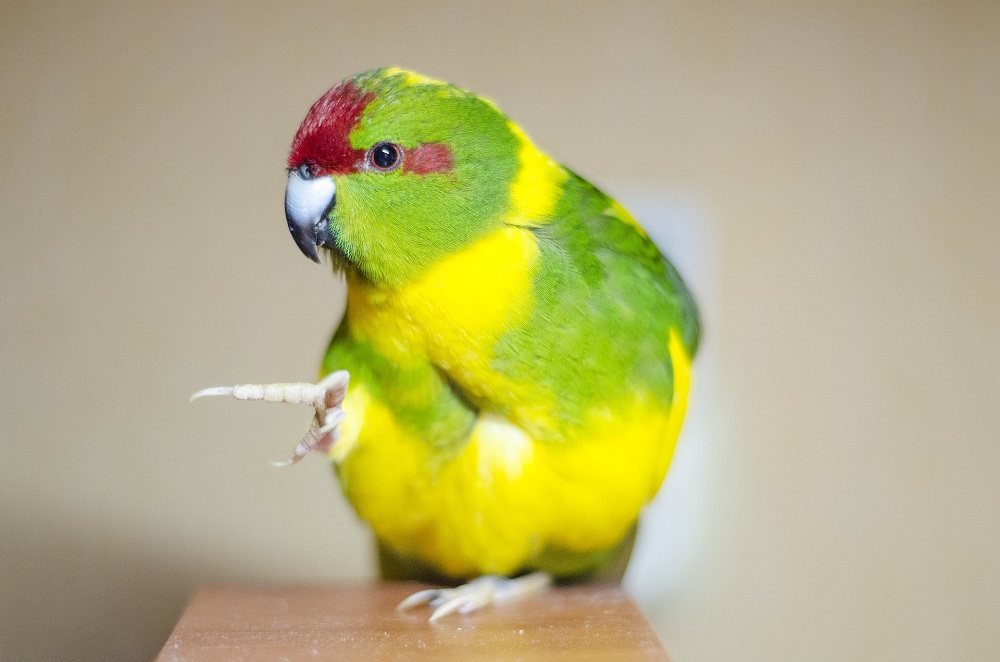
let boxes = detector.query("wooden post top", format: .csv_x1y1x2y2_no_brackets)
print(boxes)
158,582,668,661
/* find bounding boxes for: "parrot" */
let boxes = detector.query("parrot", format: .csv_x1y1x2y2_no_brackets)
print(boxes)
193,67,700,620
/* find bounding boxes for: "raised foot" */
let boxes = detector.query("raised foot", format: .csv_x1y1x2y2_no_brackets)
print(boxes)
191,370,349,465
397,572,552,622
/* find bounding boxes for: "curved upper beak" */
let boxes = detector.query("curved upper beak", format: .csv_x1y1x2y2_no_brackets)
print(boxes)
285,169,336,263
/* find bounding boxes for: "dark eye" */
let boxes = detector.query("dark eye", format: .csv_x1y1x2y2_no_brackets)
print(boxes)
369,142,402,171
295,163,315,179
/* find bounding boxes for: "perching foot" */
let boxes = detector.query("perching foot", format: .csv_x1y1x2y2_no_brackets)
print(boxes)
191,370,349,465
397,572,552,622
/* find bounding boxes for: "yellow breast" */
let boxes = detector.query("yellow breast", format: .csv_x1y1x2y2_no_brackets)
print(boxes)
345,225,542,405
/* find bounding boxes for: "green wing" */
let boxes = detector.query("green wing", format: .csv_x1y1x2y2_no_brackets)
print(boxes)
490,171,701,435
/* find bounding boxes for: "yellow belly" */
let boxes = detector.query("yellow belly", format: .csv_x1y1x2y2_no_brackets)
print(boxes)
331,330,692,578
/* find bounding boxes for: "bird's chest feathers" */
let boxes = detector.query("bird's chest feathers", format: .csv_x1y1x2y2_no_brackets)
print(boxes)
346,226,539,386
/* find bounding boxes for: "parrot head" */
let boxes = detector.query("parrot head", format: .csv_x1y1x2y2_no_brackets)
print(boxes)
284,68,533,286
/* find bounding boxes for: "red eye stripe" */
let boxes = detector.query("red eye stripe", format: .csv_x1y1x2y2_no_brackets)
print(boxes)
402,143,453,175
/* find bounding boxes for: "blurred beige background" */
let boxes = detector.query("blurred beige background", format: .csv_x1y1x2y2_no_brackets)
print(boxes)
2,1,998,660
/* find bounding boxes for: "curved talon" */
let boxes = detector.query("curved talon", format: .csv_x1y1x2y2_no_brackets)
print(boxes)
268,436,313,467
190,386,235,401
396,589,441,612
430,594,484,621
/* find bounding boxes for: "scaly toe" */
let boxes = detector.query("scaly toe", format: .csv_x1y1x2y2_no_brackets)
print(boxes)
396,572,552,622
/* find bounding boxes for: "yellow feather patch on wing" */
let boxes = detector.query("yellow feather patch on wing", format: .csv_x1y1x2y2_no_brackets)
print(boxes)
653,328,693,490
605,198,649,238
505,123,568,226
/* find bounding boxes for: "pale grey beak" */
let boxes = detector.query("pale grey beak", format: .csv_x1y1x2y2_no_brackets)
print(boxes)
285,167,336,263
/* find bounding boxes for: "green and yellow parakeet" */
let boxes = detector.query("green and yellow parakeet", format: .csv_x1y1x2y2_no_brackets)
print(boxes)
195,68,699,619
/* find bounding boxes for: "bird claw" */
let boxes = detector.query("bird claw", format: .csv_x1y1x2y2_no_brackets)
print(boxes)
396,572,552,622
395,589,443,613
192,370,350,465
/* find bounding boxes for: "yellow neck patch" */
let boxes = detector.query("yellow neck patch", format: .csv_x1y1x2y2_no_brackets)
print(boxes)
505,123,568,226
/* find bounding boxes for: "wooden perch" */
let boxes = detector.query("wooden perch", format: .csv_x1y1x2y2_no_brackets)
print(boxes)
158,581,668,660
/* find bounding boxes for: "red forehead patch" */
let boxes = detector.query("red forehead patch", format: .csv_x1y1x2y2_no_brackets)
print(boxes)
288,81,374,175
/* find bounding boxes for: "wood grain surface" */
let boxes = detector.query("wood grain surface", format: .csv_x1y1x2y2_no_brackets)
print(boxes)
158,582,668,661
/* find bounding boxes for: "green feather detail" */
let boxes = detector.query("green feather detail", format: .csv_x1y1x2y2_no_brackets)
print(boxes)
490,172,700,437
